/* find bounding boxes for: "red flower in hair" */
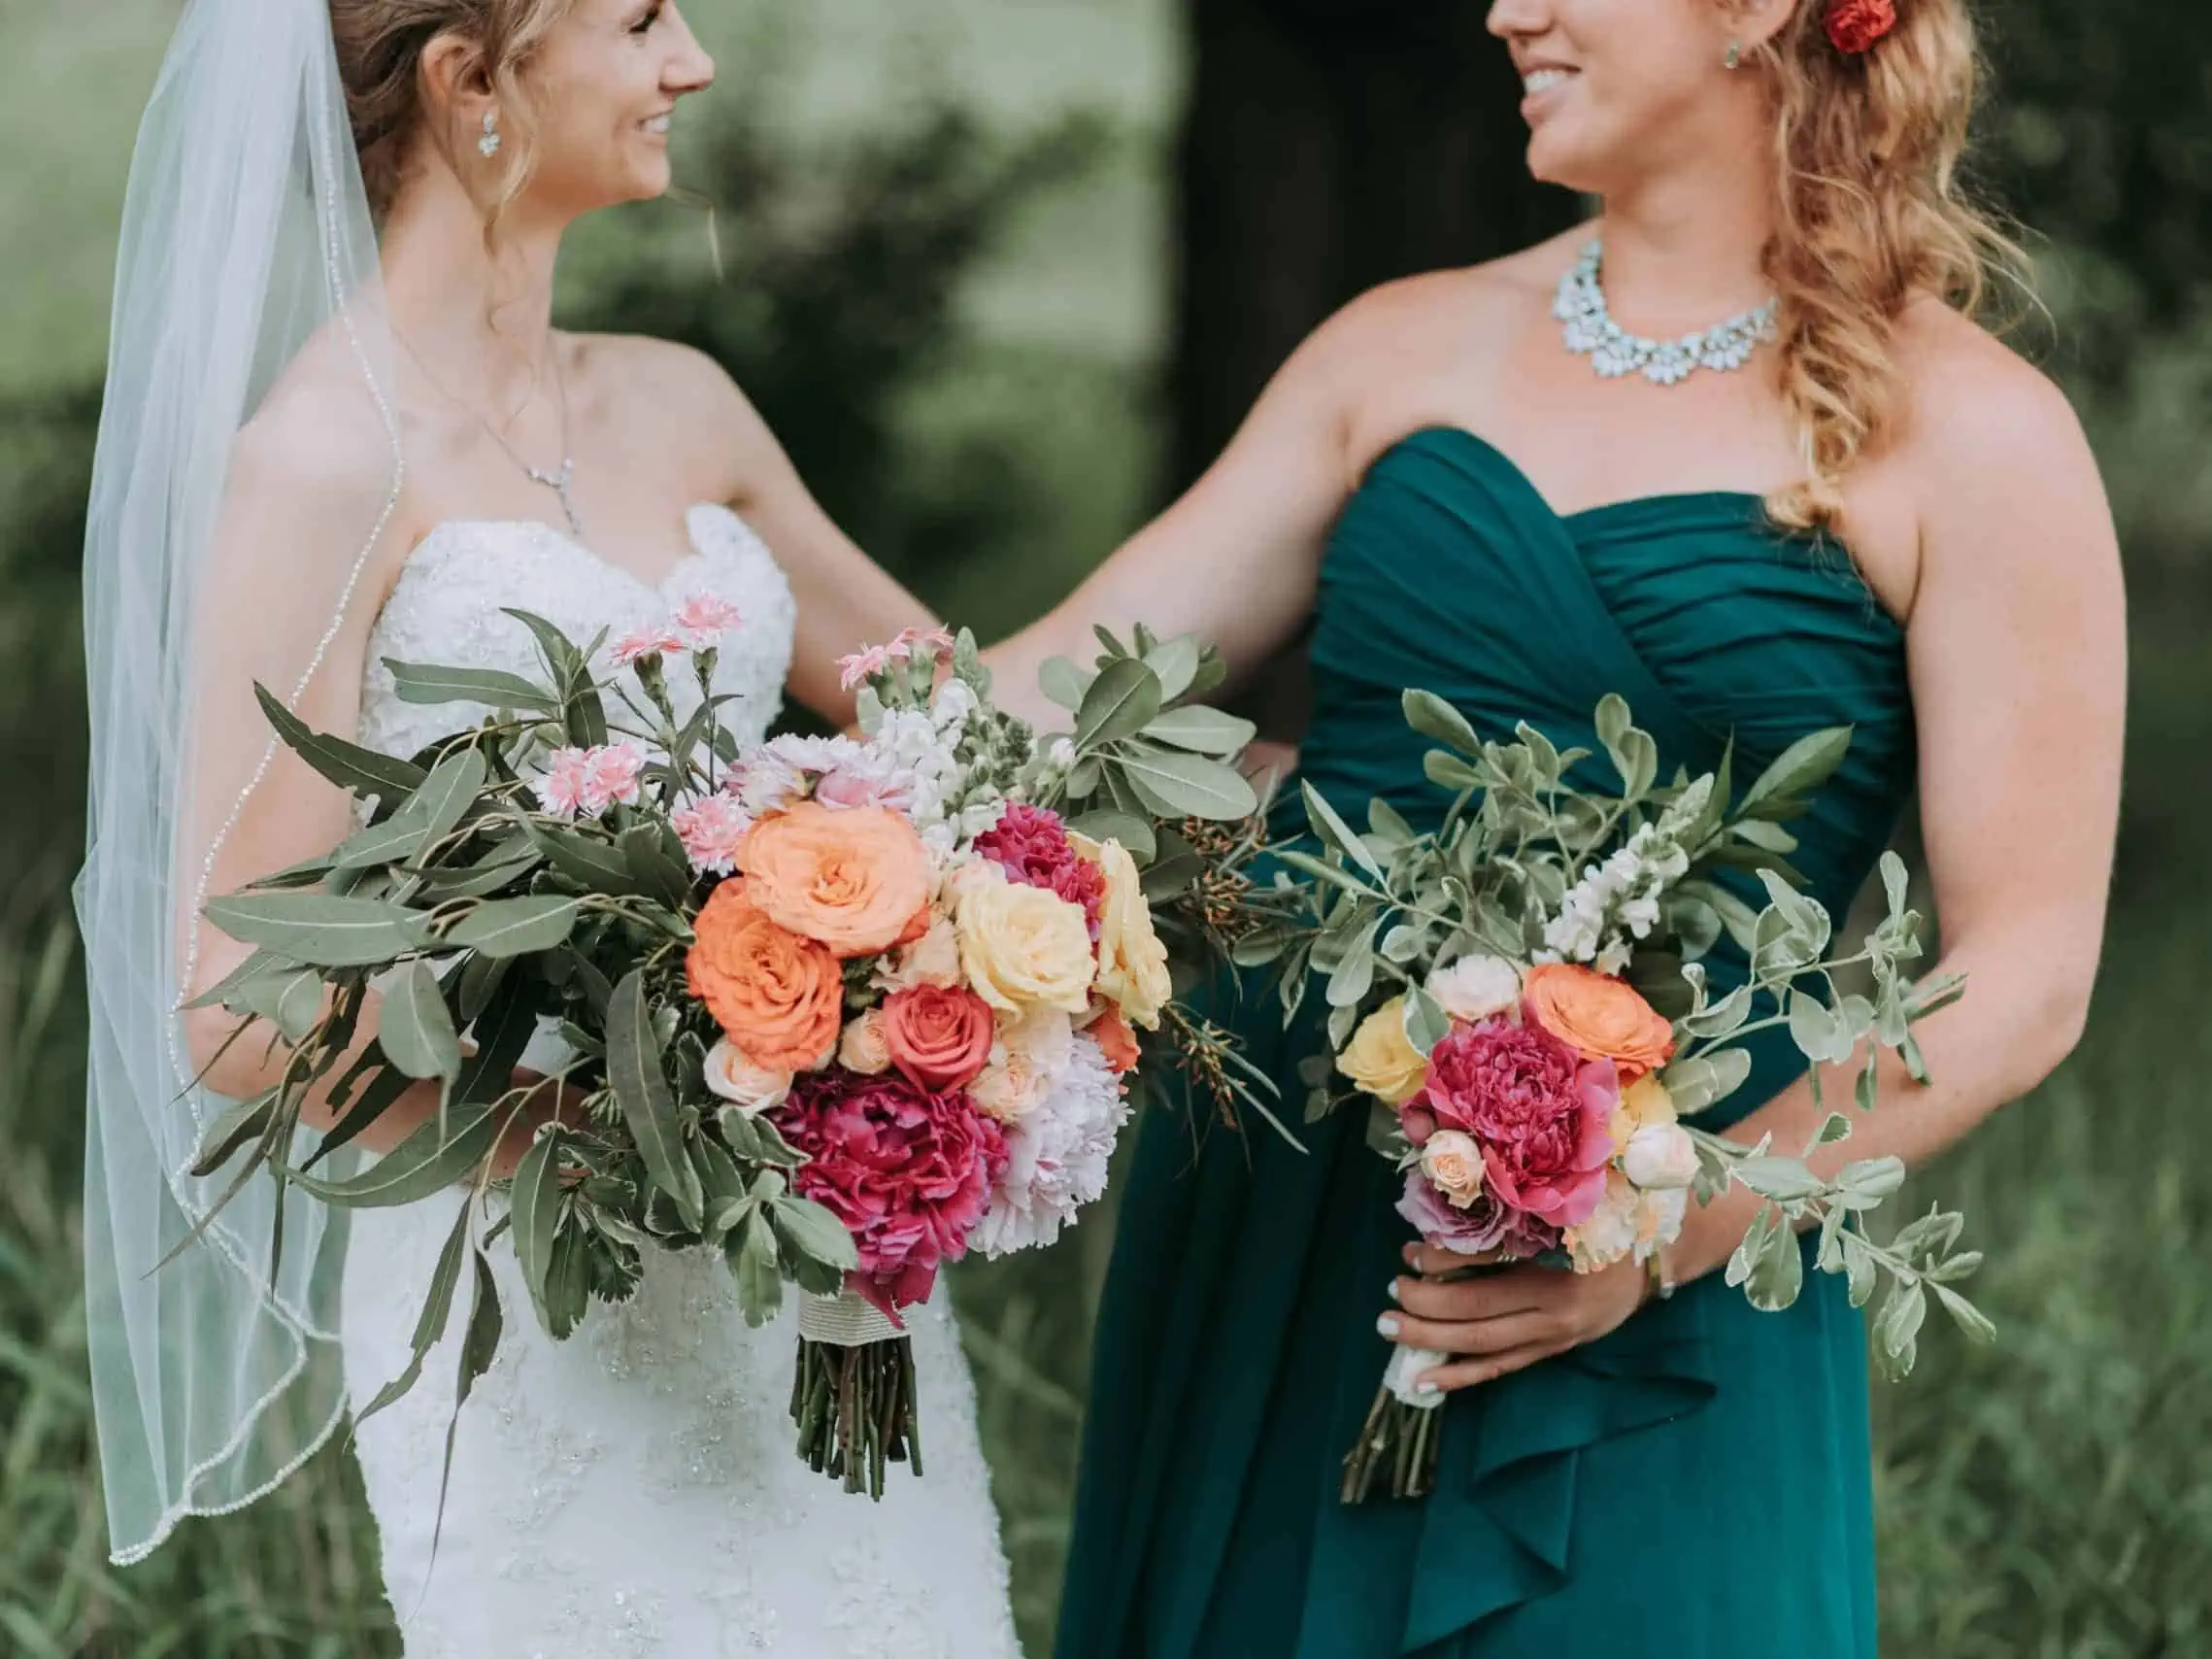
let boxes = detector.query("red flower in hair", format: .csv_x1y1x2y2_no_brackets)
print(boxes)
1826,0,1898,53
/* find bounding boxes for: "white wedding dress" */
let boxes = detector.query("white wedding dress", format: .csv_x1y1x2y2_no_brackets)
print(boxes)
340,504,1024,1658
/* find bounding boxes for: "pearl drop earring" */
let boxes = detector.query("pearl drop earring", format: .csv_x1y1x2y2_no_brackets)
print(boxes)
478,109,502,158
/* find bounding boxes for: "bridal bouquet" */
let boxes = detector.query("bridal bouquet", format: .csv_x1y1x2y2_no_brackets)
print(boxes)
189,601,1261,1501
1244,692,1992,1503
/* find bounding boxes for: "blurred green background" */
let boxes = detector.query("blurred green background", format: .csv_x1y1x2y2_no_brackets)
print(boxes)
3,2,2209,1654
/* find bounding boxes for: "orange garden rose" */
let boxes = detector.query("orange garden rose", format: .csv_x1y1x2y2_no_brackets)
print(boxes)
686,879,844,1071
1088,1004,1142,1076
736,800,932,959
1523,963,1675,1083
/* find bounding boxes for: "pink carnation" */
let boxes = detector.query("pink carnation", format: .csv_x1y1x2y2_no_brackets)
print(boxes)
581,742,647,812
673,592,744,644
610,627,688,668
670,793,752,874
1396,1169,1559,1261
972,804,1105,934
1412,1017,1619,1231
838,645,894,693
536,747,593,817
769,1069,1007,1320
888,626,956,661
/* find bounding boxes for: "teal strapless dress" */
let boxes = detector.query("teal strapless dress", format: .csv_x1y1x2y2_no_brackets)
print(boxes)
1056,428,1914,1659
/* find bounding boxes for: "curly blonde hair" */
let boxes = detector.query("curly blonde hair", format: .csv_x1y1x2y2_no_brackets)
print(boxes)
330,0,577,228
1755,0,2028,531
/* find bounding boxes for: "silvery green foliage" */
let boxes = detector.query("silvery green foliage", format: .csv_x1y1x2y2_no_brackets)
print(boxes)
1255,692,1987,1379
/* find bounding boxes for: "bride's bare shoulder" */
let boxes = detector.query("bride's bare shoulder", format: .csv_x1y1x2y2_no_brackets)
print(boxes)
569,331,776,499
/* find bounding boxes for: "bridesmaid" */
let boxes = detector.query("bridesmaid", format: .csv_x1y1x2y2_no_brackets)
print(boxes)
989,0,2124,1655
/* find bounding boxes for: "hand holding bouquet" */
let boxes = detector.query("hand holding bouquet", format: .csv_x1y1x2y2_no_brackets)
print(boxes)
1244,692,1989,1502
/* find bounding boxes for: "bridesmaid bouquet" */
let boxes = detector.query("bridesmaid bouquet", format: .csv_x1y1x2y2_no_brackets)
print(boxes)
1242,692,1992,1503
188,604,1260,1504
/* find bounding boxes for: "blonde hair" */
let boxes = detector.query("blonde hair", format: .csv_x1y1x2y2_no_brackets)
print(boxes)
330,0,578,228
1755,0,2029,532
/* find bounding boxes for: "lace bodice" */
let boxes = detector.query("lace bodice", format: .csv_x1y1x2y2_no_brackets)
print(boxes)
341,508,1022,1659
359,503,796,762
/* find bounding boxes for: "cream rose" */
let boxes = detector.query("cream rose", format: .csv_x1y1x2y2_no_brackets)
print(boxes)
1425,954,1525,1026
703,1038,794,1117
1338,997,1428,1106
837,1009,893,1075
969,1006,1075,1122
955,869,1095,1015
1077,835,1173,1031
1624,1122,1699,1191
874,914,964,993
1419,1129,1487,1208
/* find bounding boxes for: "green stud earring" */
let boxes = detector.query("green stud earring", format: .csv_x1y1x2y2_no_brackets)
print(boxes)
1725,40,1744,70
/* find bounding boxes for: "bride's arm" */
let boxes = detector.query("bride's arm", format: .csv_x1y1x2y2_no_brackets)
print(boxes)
180,405,540,1168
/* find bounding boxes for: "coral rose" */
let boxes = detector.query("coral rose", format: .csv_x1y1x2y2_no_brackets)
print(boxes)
1524,963,1675,1082
686,879,843,1072
1074,836,1172,1029
1088,1004,1142,1075
1338,997,1428,1106
1417,1016,1619,1230
882,984,995,1094
737,800,931,958
955,869,1095,1016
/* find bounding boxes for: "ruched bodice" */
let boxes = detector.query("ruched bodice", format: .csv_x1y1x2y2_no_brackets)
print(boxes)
1058,428,1910,1659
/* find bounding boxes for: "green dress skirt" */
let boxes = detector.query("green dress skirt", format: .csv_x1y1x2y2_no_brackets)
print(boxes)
1056,429,1915,1659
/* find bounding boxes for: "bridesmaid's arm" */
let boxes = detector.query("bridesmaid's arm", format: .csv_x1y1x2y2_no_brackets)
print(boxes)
1389,342,2127,1390
979,298,1378,730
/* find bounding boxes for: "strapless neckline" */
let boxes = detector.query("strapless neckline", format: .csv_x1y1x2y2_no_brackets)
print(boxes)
405,499,752,600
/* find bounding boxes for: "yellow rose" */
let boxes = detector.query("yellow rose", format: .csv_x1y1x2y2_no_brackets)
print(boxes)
1338,997,1428,1105
955,867,1095,1015
1609,1074,1679,1156
1078,836,1173,1031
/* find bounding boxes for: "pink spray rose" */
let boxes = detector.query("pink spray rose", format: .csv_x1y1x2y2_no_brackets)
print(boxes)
769,1069,1007,1319
972,804,1106,934
1412,1016,1620,1231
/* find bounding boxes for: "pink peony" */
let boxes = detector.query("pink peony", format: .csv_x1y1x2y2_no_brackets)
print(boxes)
535,747,593,818
670,793,753,874
673,592,744,644
580,742,647,812
769,1069,1007,1319
972,804,1106,934
610,627,688,668
1396,1169,1559,1261
1413,1017,1620,1231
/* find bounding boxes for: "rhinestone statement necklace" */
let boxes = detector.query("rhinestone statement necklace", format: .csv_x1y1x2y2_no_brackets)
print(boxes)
1555,240,1778,388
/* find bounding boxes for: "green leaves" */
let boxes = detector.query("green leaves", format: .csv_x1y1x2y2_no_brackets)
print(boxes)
607,970,703,1232
509,1128,571,1338
1075,658,1163,747
1302,781,1386,884
254,683,426,801
285,1107,499,1208
379,961,461,1081
384,660,555,711
204,894,431,968
1143,706,1257,756
1738,725,1853,820
1401,690,1480,756
1117,745,1258,820
441,896,581,958
1660,1048,1753,1115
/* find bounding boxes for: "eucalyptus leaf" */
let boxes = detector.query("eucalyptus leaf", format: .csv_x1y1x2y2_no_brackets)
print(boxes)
379,960,462,1081
608,970,704,1230
1143,705,1257,756
285,1106,498,1208
253,683,427,803
442,896,581,959
385,660,555,710
1118,744,1259,821
204,893,432,968
1075,657,1164,748
728,1211,785,1328
352,1202,470,1428
188,1090,279,1179
509,1128,566,1337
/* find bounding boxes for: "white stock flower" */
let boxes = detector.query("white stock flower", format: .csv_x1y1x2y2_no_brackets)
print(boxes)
971,1033,1129,1257
1425,955,1525,1025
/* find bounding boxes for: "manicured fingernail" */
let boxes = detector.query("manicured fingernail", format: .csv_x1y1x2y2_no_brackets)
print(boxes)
1386,1278,1401,1304
1414,1379,1443,1399
1377,1314,1401,1339
1402,1243,1421,1268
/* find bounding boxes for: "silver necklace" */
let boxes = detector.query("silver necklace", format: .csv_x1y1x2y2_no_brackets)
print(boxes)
397,331,586,537
1554,240,1778,388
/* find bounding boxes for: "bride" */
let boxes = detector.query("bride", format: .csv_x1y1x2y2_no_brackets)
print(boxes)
77,1,1023,1653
